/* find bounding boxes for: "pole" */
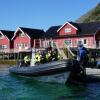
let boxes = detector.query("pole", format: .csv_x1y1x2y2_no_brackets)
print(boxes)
39,39,41,48
30,48,35,67
34,39,35,48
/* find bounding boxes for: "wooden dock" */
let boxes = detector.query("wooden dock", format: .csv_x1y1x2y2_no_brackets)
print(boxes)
86,68,100,76
69,68,100,84
81,68,100,83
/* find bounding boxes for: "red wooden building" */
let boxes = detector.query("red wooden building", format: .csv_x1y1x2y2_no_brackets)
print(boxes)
0,21,100,53
12,27,45,52
0,30,14,52
46,21,100,48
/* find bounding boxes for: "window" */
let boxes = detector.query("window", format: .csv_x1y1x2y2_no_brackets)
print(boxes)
16,43,28,49
25,43,28,47
65,28,71,33
84,39,87,44
0,44,8,49
16,43,21,48
65,40,71,46
77,40,83,46
78,40,82,44
3,45,7,49
19,32,25,37
77,39,87,45
22,43,27,48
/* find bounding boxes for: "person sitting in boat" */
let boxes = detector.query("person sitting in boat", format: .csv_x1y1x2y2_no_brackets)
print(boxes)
40,51,46,63
77,43,89,76
35,51,41,64
45,50,52,62
51,48,59,61
24,55,31,66
46,46,52,52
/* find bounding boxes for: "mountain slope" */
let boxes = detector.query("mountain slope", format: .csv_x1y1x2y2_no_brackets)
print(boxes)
76,3,100,23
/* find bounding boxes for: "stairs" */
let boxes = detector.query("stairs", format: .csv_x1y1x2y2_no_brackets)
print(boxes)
53,42,76,59
64,43,76,59
54,43,67,59
58,48,68,59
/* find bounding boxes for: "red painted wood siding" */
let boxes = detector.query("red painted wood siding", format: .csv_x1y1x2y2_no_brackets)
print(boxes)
59,23,77,36
31,39,40,48
0,37,10,49
71,36,94,48
52,36,95,48
14,33,30,49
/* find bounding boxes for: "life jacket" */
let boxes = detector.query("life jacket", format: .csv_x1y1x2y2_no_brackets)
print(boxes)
46,52,51,61
35,54,41,63
24,56,30,63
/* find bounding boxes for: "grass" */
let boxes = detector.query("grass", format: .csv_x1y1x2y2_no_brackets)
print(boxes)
0,60,18,65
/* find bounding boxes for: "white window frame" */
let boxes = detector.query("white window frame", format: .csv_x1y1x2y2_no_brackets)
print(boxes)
1,44,7,49
3,45,7,49
77,40,83,44
65,39,72,46
83,39,87,44
19,32,25,37
77,38,87,45
16,43,29,49
65,28,71,33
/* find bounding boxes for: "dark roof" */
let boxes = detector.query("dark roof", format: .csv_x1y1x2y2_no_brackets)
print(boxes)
0,30,14,40
45,25,61,38
70,21,100,35
46,21,100,38
20,27,45,39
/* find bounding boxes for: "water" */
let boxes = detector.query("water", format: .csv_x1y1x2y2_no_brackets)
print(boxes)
0,66,100,100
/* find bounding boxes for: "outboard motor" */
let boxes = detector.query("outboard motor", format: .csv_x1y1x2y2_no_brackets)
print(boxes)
67,59,84,82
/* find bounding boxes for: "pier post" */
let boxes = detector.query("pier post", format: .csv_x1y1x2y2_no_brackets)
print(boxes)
30,48,35,67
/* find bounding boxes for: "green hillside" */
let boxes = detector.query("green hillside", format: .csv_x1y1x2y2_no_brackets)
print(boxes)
76,3,100,23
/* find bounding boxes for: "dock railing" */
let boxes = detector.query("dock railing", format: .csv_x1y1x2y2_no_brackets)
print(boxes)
53,42,76,60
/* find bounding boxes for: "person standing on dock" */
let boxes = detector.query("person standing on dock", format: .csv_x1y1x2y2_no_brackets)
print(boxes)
77,43,89,76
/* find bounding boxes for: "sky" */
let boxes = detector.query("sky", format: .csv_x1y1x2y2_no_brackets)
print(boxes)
0,0,99,31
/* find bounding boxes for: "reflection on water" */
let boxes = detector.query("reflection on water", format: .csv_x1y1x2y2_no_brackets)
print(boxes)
0,65,100,100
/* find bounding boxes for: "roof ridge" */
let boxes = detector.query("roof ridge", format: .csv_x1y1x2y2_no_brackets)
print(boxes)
0,30,14,32
49,25,61,28
19,27,44,31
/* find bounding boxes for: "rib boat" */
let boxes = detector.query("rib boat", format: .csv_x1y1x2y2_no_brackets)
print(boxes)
9,45,82,84
9,59,81,84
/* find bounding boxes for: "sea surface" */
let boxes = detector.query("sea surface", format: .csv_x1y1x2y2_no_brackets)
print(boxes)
0,65,100,100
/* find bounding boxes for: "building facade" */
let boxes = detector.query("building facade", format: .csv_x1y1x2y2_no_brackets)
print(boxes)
12,27,45,52
0,30,14,52
0,21,100,53
46,21,100,48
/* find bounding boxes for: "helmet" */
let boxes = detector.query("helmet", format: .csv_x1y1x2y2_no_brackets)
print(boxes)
77,42,83,47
